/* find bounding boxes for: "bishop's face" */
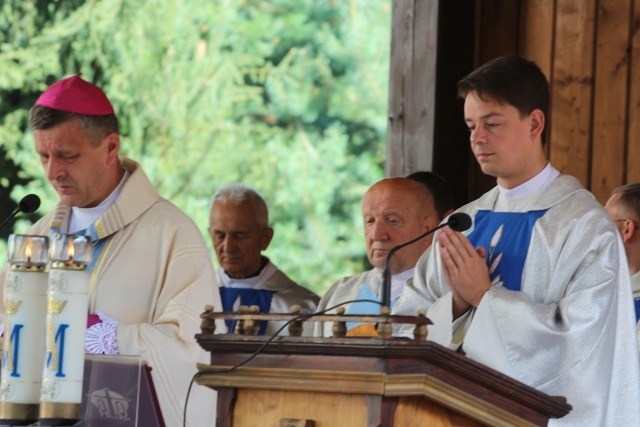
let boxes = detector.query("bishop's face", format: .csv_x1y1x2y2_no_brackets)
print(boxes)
34,119,120,208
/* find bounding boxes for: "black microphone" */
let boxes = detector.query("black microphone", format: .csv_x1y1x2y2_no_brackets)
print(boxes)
0,194,41,232
381,212,472,310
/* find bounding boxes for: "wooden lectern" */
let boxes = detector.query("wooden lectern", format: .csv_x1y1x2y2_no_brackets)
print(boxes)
195,311,571,427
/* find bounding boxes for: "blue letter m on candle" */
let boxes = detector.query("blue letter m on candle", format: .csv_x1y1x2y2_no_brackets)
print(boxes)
7,324,24,378
46,324,69,377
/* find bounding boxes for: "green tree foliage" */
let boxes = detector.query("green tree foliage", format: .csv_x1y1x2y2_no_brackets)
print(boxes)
0,0,390,293
0,145,37,240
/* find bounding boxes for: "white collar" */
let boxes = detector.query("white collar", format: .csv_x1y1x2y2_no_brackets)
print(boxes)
498,163,559,200
218,259,277,289
69,169,130,233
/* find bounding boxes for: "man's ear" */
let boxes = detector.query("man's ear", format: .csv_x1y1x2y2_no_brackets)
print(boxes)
529,109,545,140
622,219,638,243
104,132,120,164
261,227,274,250
424,213,438,232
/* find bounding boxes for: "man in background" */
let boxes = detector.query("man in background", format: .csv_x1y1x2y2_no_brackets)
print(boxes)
315,177,444,337
0,74,222,426
604,183,640,326
407,171,456,220
209,183,319,336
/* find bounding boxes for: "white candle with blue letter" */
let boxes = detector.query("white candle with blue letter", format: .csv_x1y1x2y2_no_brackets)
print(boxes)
39,233,91,423
0,235,49,423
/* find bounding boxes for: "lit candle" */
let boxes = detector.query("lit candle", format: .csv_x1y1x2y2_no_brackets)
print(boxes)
39,234,91,424
0,235,49,424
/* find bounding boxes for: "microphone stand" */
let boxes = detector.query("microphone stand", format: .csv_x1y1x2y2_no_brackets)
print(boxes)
0,194,41,233
380,212,472,312
0,208,23,233
380,222,449,311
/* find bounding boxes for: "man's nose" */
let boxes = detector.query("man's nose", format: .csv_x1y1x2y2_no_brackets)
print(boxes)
222,236,238,252
370,221,389,241
470,126,487,145
45,157,65,182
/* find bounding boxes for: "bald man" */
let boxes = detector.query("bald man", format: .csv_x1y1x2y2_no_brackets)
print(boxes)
314,178,442,337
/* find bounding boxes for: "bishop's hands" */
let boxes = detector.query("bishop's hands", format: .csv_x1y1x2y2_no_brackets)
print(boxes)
438,226,491,319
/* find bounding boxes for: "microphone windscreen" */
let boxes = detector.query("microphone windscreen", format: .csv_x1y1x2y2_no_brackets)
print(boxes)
447,212,472,232
18,194,41,214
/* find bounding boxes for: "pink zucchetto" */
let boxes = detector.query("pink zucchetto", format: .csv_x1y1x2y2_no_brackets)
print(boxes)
35,74,115,116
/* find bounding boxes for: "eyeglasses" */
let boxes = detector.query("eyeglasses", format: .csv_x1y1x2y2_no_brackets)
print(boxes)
613,219,639,230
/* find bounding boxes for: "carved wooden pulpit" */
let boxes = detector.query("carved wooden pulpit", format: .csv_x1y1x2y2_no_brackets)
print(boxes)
195,308,571,427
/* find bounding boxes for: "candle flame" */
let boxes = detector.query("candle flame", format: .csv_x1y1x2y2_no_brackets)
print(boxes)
67,242,75,259
25,242,33,258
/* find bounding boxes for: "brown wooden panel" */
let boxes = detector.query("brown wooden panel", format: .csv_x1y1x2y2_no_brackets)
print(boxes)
216,388,237,427
519,0,556,79
472,0,521,198
478,0,520,60
232,389,368,427
591,0,632,203
197,335,572,422
627,0,640,184
519,0,556,158
394,396,482,427
549,0,597,186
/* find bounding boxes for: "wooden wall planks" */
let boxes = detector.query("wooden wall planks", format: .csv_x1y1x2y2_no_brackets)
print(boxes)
626,0,640,184
386,0,439,177
484,0,638,203
590,0,632,201
548,0,596,187
386,0,640,204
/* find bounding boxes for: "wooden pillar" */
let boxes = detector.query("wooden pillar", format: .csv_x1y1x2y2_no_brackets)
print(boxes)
386,0,476,208
386,0,439,177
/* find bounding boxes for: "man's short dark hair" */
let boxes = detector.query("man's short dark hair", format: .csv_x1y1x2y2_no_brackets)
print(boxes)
457,55,550,144
406,171,455,220
28,105,119,147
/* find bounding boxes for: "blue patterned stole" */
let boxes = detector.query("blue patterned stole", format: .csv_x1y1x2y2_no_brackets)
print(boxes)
466,210,547,291
219,288,276,335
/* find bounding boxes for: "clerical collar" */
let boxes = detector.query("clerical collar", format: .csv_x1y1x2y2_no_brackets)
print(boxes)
376,267,415,301
497,163,559,200
219,259,277,289
69,168,130,233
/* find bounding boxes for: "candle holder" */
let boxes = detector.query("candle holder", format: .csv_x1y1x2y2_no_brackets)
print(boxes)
39,234,91,426
0,235,49,424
